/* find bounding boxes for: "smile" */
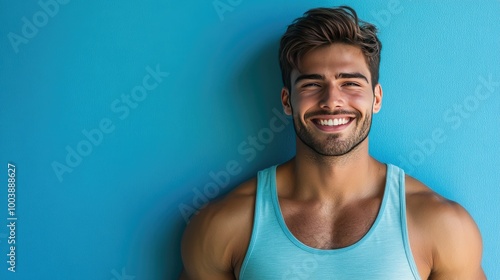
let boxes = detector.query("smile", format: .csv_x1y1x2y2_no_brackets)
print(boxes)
317,118,351,126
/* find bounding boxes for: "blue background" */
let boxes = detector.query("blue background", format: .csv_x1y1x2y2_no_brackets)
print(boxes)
1,0,499,279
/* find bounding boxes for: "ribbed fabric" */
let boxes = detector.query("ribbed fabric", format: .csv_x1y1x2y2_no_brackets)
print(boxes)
239,164,421,280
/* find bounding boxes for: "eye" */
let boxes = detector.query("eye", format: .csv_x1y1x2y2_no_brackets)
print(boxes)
343,82,360,87
302,82,321,88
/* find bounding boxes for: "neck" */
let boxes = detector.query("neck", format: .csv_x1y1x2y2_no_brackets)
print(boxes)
287,136,385,203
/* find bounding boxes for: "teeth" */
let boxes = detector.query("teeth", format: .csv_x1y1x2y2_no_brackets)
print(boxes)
319,118,350,126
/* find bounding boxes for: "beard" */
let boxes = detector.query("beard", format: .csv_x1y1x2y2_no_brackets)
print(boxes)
292,109,372,157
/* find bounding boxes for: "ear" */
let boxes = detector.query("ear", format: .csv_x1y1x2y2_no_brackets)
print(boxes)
281,87,292,115
372,83,383,113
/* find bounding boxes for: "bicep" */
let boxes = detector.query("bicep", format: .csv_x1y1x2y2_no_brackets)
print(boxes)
180,244,237,280
180,206,236,280
430,202,485,279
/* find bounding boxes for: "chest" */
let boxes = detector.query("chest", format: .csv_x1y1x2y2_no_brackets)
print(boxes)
279,198,382,249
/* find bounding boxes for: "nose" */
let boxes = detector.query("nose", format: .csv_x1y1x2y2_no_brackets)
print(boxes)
319,85,344,110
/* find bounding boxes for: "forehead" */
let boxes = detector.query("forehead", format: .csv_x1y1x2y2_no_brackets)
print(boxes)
292,43,371,82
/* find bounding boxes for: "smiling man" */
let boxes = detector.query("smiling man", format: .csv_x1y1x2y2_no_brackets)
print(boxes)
180,6,485,280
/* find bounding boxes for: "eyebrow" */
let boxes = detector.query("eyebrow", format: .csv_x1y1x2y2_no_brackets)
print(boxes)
294,72,369,85
336,72,369,83
294,74,324,85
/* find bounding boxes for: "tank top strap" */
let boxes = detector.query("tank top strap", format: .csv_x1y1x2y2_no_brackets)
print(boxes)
239,165,278,276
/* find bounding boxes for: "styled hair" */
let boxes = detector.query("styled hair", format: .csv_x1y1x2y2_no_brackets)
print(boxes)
279,6,382,90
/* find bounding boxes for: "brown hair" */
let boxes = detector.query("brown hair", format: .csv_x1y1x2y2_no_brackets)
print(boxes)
279,6,382,90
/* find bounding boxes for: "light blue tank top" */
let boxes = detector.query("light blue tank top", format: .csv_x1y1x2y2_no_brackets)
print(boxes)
239,164,421,279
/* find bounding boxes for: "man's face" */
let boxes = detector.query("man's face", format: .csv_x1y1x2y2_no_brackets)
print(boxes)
281,43,382,157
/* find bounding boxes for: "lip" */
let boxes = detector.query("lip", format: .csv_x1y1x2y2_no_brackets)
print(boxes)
310,115,355,132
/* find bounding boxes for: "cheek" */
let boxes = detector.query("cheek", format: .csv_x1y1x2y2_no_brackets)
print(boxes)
291,99,317,122
349,93,374,108
292,91,323,108
290,95,310,112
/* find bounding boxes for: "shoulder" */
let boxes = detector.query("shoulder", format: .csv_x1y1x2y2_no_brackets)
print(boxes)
180,177,257,278
404,175,480,239
404,175,485,279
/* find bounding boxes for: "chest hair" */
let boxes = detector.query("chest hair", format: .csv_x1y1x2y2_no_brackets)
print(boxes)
281,198,381,249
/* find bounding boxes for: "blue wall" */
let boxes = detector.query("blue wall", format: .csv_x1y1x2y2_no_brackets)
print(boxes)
1,1,498,279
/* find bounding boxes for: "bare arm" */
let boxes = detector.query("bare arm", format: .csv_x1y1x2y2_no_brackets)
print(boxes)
179,180,256,280
406,175,486,279
180,202,236,280
427,201,486,279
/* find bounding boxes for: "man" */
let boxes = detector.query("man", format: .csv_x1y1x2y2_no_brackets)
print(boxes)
180,6,485,279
